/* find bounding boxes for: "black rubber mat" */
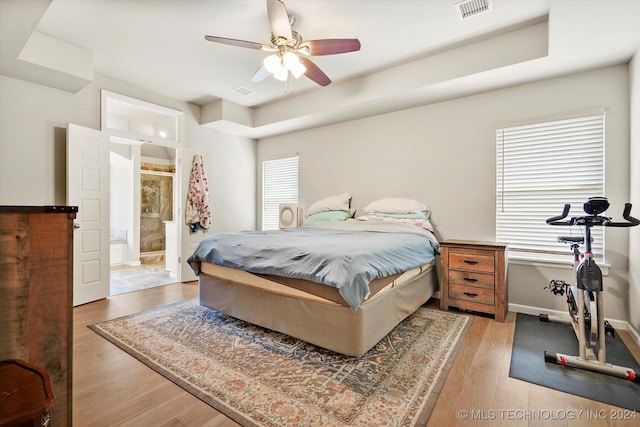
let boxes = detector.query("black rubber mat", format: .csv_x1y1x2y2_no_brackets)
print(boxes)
509,313,640,411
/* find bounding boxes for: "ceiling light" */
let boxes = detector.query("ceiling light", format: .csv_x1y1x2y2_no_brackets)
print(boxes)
282,52,300,68
263,51,307,81
273,66,288,81
283,52,306,79
263,54,281,73
289,62,306,79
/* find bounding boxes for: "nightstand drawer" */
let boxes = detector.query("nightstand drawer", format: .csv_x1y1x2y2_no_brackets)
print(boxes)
449,252,494,273
449,284,495,305
448,270,494,290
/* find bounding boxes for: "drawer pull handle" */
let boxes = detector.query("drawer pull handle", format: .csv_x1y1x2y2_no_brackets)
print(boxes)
463,292,478,298
463,260,479,265
463,277,478,282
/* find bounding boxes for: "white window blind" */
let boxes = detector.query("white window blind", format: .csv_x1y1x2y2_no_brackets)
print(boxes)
496,113,605,258
262,155,298,231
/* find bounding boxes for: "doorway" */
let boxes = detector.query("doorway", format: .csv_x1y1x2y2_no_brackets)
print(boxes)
100,90,187,296
109,139,178,295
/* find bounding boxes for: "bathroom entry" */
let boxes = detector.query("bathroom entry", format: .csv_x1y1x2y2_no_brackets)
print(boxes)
109,140,179,295
102,90,184,295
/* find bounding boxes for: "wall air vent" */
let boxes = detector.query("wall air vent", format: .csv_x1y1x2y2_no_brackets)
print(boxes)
233,87,254,96
455,0,492,20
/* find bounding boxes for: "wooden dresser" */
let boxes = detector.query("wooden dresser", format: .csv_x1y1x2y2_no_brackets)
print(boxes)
439,240,508,322
0,206,77,427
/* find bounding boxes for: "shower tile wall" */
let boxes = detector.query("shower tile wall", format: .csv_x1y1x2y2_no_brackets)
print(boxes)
140,172,173,255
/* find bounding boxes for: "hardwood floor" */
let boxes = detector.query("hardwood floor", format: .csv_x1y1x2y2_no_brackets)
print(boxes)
73,283,640,427
73,282,233,427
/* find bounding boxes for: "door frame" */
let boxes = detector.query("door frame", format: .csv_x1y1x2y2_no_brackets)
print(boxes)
109,136,184,282
100,90,187,284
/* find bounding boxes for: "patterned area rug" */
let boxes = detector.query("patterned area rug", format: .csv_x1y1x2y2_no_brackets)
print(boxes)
89,299,471,426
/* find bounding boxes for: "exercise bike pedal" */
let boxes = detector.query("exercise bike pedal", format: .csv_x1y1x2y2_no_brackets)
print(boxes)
605,320,615,338
545,279,567,296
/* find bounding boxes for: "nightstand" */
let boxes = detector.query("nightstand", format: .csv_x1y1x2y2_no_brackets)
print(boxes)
439,240,508,322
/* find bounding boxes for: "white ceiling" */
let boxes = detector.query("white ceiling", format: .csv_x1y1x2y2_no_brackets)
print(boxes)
2,0,640,138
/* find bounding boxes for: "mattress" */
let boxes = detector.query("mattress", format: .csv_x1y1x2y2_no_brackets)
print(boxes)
189,220,439,311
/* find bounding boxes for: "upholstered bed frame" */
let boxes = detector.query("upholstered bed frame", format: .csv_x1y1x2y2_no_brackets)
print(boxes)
198,260,438,357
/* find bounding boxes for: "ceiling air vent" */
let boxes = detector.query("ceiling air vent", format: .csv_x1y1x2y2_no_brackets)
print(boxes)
455,0,492,20
233,87,254,96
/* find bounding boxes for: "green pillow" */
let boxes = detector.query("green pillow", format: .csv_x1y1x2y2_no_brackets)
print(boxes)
306,209,355,222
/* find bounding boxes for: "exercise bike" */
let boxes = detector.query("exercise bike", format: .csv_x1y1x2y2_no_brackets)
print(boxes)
541,197,640,381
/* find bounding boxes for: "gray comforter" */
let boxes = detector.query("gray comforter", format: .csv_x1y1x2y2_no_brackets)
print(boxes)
187,221,439,311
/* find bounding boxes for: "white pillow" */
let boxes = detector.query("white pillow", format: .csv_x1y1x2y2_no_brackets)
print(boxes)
306,193,352,216
363,197,427,214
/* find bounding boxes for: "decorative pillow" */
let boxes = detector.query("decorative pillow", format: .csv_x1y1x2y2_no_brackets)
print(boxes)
369,211,431,220
363,197,427,214
306,193,352,216
305,209,356,222
357,214,434,232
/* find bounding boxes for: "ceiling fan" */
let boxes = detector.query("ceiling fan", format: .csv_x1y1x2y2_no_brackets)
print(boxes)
204,0,361,87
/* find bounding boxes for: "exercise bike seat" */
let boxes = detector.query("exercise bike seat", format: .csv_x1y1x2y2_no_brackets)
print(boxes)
557,236,584,244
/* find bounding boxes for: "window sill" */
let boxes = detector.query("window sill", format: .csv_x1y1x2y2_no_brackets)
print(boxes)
508,252,610,276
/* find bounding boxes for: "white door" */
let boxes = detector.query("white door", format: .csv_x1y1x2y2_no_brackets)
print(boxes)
179,147,211,282
67,123,110,306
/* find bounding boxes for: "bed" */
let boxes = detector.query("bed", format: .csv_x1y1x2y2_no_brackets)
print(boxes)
187,203,440,357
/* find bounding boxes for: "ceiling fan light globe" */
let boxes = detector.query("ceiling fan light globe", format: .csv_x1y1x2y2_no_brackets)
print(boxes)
263,54,282,73
273,67,288,81
290,62,306,79
283,51,301,68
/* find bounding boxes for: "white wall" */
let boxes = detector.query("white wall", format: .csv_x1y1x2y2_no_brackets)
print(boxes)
186,103,257,233
258,65,633,322
109,147,133,239
0,73,257,234
629,52,640,333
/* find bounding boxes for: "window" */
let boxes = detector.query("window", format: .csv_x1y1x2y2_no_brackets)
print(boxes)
496,112,605,260
262,155,299,231
101,90,182,143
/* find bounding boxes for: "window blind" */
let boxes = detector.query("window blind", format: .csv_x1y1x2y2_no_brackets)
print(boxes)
496,113,605,258
262,155,299,231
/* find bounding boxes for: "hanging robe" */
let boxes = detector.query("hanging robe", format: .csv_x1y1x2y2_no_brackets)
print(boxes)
185,154,212,233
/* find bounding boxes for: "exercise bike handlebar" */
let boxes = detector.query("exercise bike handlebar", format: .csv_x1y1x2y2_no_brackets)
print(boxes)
546,204,572,225
546,202,640,227
609,203,640,227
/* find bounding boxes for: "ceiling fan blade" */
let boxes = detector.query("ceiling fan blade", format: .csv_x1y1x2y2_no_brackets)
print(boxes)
204,35,267,50
266,0,292,42
251,65,270,82
299,57,331,86
299,39,361,56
